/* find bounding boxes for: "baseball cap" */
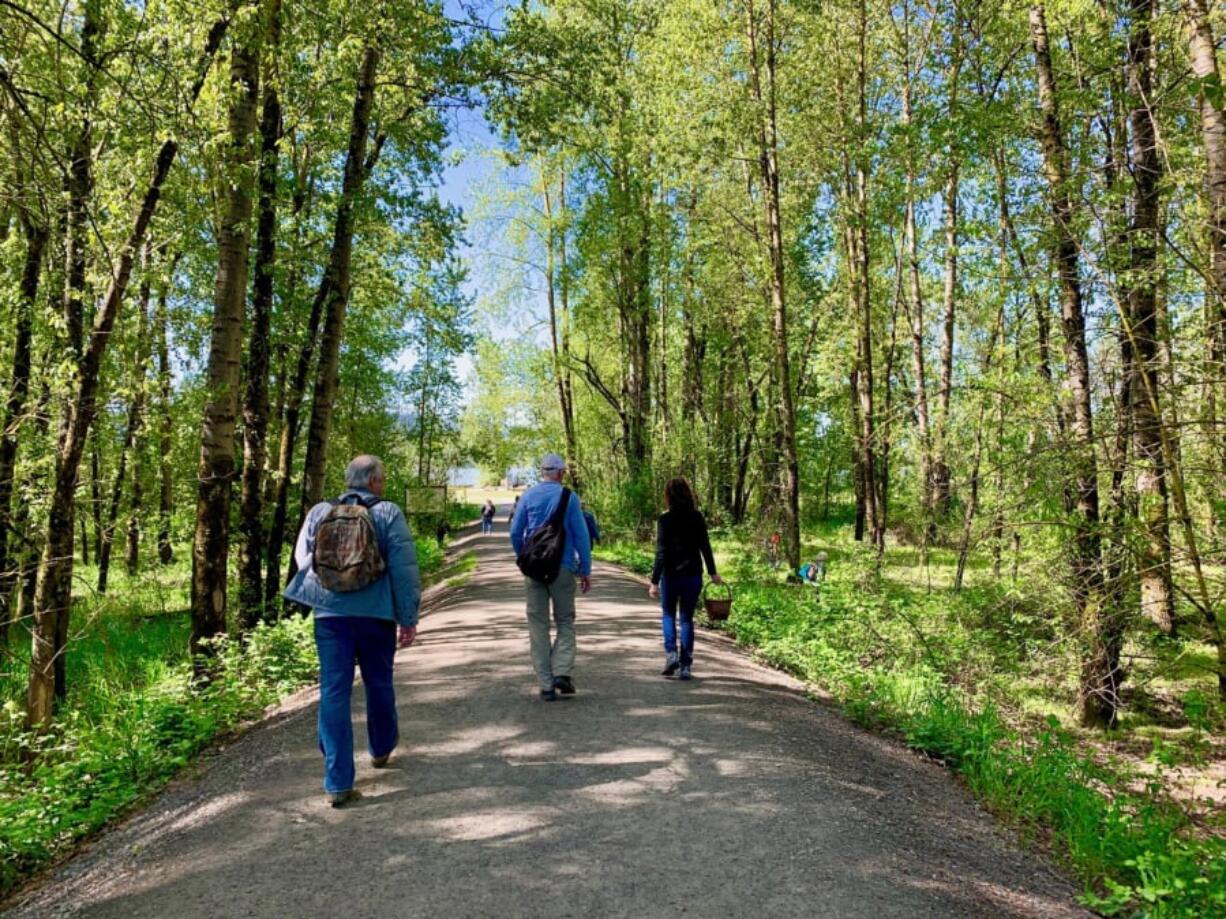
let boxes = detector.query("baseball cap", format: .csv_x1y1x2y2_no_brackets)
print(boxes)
539,452,567,473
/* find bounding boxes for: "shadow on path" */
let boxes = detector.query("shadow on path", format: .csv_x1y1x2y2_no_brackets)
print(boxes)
4,511,1089,919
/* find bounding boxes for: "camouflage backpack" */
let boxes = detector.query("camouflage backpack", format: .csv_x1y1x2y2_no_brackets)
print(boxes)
313,493,387,592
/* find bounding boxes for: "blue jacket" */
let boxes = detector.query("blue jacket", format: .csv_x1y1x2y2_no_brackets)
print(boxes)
282,489,422,627
510,481,592,576
582,509,601,545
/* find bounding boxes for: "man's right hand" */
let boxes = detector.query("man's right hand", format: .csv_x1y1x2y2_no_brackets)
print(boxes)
579,575,592,594
397,625,417,648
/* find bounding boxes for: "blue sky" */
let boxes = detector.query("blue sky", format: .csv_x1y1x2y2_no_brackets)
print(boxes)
394,2,516,396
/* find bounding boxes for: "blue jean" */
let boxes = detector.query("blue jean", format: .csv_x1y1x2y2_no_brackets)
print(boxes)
482,517,494,534
314,616,399,794
660,574,702,666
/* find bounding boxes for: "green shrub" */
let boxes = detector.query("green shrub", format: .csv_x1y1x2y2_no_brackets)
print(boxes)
0,616,318,894
627,541,1224,918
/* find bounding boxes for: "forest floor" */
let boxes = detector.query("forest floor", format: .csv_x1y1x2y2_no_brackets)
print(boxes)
2,510,1088,918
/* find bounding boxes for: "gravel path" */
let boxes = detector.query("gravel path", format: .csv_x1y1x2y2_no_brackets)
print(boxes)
4,513,1091,918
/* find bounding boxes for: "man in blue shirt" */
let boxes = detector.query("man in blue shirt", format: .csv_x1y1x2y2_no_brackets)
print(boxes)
284,455,420,806
510,452,592,700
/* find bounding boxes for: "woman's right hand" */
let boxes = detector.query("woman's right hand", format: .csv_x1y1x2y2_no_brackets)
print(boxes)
711,573,724,585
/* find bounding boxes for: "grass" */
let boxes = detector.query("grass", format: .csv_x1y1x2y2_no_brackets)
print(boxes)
0,519,464,897
0,614,320,894
594,528,1226,918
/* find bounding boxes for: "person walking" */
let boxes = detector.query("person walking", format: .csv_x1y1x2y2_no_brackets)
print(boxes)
510,452,592,701
481,499,496,534
507,493,520,524
580,499,601,546
283,455,421,807
649,477,721,681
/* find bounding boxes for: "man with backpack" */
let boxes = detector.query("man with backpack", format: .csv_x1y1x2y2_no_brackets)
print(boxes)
283,455,421,807
510,452,592,701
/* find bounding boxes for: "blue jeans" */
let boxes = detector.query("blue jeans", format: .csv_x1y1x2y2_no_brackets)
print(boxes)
660,574,702,666
314,616,399,794
482,517,494,534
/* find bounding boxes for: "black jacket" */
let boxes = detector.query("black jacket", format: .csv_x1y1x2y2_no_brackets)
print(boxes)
651,507,717,584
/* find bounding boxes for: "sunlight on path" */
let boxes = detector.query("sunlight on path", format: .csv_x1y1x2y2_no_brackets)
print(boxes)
4,511,1088,919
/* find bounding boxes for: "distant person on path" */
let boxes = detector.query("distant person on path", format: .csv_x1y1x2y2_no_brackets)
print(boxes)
507,493,520,524
510,452,592,701
283,455,420,807
580,499,601,546
481,499,497,534
649,477,721,681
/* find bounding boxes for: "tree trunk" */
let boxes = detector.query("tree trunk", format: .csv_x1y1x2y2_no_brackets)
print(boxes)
1186,0,1226,547
97,397,141,594
62,3,102,362
1124,0,1174,633
901,70,933,528
1029,4,1115,728
238,0,283,630
746,0,801,570
125,452,143,575
26,15,231,728
541,160,579,481
954,304,1005,592
847,0,882,551
0,218,47,637
191,21,262,656
156,256,178,565
298,46,381,520
931,27,962,521
264,169,320,607
89,439,103,563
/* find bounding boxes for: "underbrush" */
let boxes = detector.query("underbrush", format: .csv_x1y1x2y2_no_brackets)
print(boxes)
0,529,455,897
445,501,483,530
0,616,318,894
595,538,1225,917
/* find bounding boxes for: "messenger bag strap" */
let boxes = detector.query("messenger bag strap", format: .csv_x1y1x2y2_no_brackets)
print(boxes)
548,487,571,528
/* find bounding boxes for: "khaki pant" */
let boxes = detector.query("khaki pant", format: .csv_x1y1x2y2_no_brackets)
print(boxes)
524,567,577,690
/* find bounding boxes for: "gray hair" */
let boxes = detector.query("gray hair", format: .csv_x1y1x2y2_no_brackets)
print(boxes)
345,455,385,489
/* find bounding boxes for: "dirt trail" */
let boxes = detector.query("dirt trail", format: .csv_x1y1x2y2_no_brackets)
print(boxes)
5,512,1090,918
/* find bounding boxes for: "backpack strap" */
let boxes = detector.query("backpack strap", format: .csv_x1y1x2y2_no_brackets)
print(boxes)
335,492,384,509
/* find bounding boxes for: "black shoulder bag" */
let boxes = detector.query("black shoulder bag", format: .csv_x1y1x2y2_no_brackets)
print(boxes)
516,488,572,584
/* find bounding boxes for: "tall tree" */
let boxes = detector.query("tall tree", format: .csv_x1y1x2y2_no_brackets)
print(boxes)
191,7,263,655
1029,3,1116,728
745,0,800,569
238,0,283,628
298,45,381,516
1123,0,1174,633
27,14,231,727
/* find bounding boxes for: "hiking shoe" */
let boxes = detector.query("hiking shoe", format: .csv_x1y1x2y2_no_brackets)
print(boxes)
678,665,692,681
329,789,362,808
662,653,680,677
540,687,558,702
554,675,575,695
371,753,391,768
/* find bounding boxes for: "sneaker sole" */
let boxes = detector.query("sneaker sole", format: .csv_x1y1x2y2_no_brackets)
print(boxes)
329,790,363,808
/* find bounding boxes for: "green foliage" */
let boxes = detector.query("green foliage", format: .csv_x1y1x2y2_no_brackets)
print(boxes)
0,616,318,894
593,539,654,576
603,530,1224,918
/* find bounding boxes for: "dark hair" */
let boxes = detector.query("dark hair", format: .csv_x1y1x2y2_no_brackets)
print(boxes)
664,477,696,511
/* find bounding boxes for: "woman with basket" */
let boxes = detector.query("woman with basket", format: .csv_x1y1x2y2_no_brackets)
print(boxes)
649,477,723,681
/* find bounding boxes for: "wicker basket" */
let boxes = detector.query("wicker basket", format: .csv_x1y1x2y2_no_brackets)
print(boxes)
702,582,733,621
